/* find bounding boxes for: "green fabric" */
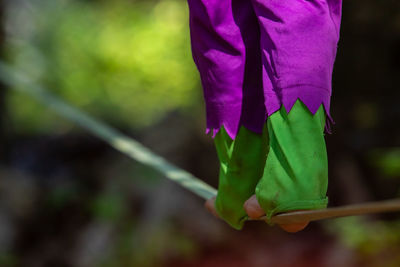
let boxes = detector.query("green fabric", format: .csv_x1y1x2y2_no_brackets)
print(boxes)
214,122,269,229
214,100,329,230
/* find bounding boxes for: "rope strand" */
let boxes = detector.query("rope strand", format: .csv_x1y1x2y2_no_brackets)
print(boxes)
0,62,217,200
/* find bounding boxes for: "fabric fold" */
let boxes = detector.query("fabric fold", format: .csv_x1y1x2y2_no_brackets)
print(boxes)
188,0,342,140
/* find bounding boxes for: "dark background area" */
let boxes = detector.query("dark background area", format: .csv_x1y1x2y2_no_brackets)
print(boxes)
0,0,399,266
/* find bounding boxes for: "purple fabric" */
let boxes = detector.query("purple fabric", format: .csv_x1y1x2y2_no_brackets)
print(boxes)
188,0,342,139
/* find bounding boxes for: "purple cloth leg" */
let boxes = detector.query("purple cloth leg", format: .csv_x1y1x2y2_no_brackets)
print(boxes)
251,0,342,132
187,0,266,139
187,0,342,139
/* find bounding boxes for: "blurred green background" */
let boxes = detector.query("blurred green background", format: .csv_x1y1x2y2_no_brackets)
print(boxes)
0,0,399,266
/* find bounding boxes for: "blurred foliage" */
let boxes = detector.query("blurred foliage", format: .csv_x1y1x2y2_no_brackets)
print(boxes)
325,217,400,266
90,192,127,221
369,148,400,177
0,253,18,267
115,224,197,267
5,0,200,133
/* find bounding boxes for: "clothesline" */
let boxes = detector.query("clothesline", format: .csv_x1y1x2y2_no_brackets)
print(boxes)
1,61,400,225
0,62,217,200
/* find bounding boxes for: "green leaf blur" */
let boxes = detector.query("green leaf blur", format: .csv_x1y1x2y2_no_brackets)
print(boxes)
7,0,200,133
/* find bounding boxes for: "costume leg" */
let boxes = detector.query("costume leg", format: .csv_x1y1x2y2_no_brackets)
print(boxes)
187,0,265,138
250,0,342,124
214,125,268,230
190,0,341,229
188,0,267,229
255,100,329,222
249,0,341,222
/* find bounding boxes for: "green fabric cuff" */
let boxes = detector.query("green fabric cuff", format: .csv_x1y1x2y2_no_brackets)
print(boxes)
213,100,328,229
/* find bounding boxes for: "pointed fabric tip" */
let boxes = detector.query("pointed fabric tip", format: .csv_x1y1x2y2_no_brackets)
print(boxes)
206,123,238,140
282,97,298,114
300,97,321,115
212,128,220,138
275,89,334,135
281,96,334,135
205,128,220,138
288,97,334,135
205,89,334,139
